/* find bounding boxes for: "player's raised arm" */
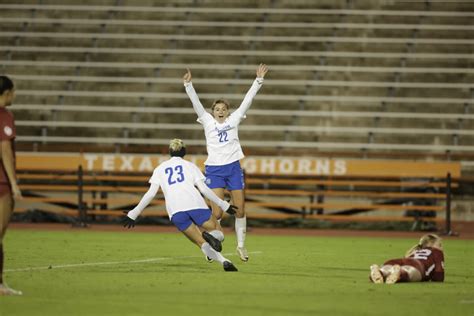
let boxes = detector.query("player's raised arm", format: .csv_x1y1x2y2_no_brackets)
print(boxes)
183,68,192,84
122,183,160,228
256,63,269,79
234,63,268,117
183,68,207,118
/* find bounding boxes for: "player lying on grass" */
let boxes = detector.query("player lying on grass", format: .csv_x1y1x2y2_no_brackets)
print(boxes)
122,139,239,272
369,233,444,284
183,63,268,262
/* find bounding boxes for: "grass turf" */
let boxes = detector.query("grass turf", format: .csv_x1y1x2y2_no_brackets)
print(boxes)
1,228,473,316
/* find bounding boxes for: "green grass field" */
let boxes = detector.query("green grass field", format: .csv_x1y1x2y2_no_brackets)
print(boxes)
1,228,473,316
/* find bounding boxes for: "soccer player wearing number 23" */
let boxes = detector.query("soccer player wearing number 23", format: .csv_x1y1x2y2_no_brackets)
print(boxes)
123,139,239,272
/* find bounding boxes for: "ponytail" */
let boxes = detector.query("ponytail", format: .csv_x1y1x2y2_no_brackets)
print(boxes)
405,244,422,258
405,234,441,257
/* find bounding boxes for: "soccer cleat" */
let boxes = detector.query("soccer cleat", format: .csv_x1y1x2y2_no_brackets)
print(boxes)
385,264,401,284
236,246,249,262
223,261,238,272
0,284,23,296
369,264,384,284
205,256,214,263
202,231,222,252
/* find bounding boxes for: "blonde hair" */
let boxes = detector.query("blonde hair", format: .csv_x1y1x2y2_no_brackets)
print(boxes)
405,234,441,257
169,139,185,152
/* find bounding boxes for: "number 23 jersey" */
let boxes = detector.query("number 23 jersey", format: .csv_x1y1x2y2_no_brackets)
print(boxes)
149,157,209,218
408,247,445,281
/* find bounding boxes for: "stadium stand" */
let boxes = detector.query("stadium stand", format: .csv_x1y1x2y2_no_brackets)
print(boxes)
1,2,473,154
0,1,473,226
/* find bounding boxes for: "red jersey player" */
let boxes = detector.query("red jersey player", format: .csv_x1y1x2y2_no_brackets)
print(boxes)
369,234,445,284
0,75,22,296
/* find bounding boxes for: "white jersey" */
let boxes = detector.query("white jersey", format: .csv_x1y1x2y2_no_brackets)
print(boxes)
185,78,264,166
149,157,209,218
197,111,244,166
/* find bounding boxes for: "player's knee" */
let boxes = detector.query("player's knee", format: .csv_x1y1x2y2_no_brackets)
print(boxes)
236,202,245,216
213,210,223,220
231,198,243,211
235,208,245,218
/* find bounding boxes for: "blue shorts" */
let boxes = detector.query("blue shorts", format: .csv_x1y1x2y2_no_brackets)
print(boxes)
170,208,212,231
205,160,245,191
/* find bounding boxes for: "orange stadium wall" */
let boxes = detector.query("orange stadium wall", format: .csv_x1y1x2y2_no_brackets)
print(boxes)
16,152,461,178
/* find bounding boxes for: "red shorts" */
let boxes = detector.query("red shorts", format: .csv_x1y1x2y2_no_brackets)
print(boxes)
0,184,11,198
383,258,425,276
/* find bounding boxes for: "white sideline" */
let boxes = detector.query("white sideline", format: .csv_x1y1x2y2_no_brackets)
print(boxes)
4,251,263,273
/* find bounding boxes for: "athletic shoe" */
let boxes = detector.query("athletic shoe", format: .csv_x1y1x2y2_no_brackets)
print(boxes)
223,261,238,272
236,246,249,262
202,231,222,252
0,284,23,296
385,264,401,284
205,256,214,263
369,264,384,284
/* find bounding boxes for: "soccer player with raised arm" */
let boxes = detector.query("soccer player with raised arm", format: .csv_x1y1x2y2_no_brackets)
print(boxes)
123,139,239,272
369,234,445,284
183,64,268,262
0,76,22,295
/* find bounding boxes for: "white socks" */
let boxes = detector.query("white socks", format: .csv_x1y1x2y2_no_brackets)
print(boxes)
209,229,224,242
201,242,228,264
235,216,247,248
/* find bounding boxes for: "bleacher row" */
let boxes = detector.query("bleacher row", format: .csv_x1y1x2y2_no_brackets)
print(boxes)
0,1,473,158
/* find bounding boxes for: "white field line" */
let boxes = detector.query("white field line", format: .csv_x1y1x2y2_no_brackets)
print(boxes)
5,251,263,273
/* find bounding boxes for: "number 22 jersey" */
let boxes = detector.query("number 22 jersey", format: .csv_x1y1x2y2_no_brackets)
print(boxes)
198,111,244,166
407,247,445,282
195,79,263,166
